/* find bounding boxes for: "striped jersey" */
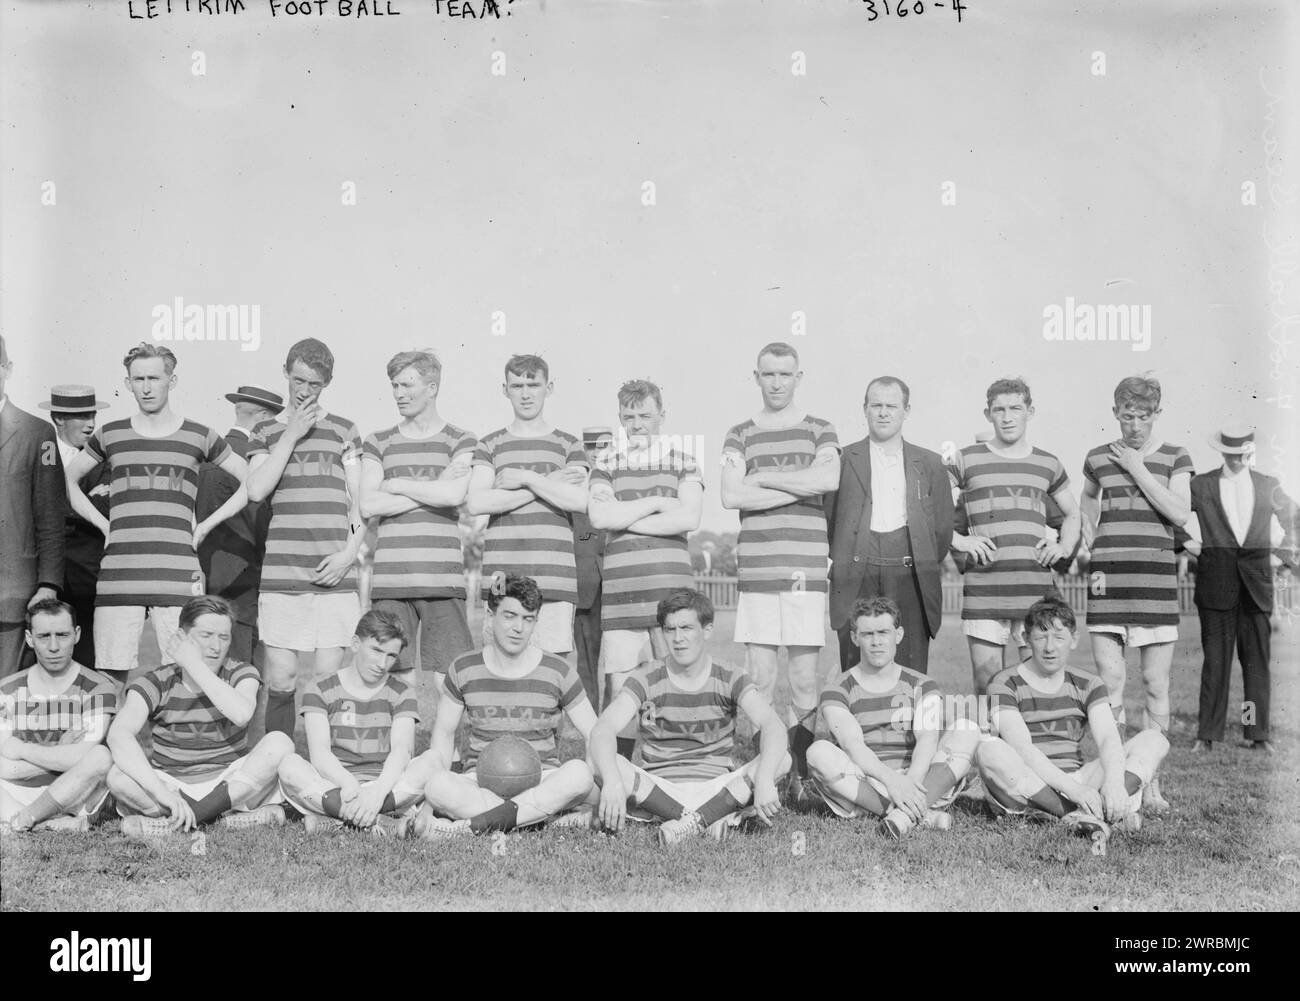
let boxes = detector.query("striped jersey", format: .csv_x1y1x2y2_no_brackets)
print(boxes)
301,671,420,779
988,666,1108,772
82,418,233,606
723,416,839,593
363,423,477,600
0,667,118,788
620,658,754,782
129,660,260,778
819,666,940,769
590,446,703,631
948,444,1070,619
1083,442,1194,626
248,413,362,594
472,428,589,604
443,649,587,771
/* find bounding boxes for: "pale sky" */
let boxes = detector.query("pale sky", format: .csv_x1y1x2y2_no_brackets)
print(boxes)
4,0,1297,529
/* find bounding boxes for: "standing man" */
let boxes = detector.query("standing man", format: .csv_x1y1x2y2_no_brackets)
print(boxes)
466,355,590,659
572,427,612,706
827,376,953,674
245,339,366,738
720,342,839,792
196,384,284,668
948,378,1080,694
0,336,66,677
41,385,110,670
63,344,247,683
1080,375,1192,812
360,350,477,677
1187,426,1298,754
588,382,704,758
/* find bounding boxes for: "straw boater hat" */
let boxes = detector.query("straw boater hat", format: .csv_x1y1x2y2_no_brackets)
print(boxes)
223,384,285,413
1208,423,1255,455
39,385,109,414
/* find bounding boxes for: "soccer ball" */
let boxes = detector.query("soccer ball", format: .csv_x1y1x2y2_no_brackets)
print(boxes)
477,736,542,798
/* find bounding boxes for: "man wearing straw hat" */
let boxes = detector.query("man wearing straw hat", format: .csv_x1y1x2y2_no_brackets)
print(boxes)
1186,425,1298,754
41,385,112,670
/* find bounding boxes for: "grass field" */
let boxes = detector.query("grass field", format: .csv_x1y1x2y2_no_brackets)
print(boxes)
3,612,1298,911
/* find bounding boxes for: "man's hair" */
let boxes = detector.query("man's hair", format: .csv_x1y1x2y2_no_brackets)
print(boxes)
25,597,77,631
617,379,663,412
1024,595,1076,635
850,595,902,630
986,377,1032,409
353,609,408,648
1113,375,1161,412
178,595,235,632
755,341,799,369
285,338,335,384
865,375,911,407
656,588,715,629
504,354,549,383
52,412,97,424
386,350,442,384
487,573,544,614
123,342,178,375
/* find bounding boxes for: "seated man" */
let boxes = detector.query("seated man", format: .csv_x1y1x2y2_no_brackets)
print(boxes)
1,599,117,833
411,574,597,838
106,595,294,838
976,595,1170,840
806,597,979,838
589,588,788,846
278,609,427,835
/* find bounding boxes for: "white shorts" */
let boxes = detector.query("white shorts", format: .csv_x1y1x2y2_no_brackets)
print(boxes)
259,591,361,652
0,777,110,824
482,601,574,655
733,591,826,648
94,605,183,674
1087,624,1178,648
599,629,652,676
963,618,1028,647
128,754,283,815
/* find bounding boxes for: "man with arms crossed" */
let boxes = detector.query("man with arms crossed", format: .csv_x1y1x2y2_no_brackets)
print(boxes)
587,380,703,758
1,599,116,833
720,342,839,800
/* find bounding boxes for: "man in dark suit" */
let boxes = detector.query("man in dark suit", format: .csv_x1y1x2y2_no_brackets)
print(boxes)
572,427,611,706
41,385,111,669
826,376,954,673
0,335,67,676
1187,425,1298,754
195,384,284,665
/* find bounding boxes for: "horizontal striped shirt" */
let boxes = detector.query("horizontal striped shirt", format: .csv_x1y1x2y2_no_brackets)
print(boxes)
444,649,587,771
248,413,362,594
988,666,1108,773
819,666,939,769
301,671,420,780
590,447,703,631
723,416,839,593
130,660,260,778
948,444,1070,619
363,423,477,600
82,419,232,606
1083,442,1193,626
473,428,589,604
621,658,754,782
0,667,118,787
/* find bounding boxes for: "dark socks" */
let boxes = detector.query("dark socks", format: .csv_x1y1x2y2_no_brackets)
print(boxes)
265,690,296,737
637,784,685,821
616,737,636,759
184,782,233,825
470,800,519,835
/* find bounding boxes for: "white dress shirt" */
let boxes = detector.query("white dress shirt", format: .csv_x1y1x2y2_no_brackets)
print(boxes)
1219,465,1255,547
869,439,907,532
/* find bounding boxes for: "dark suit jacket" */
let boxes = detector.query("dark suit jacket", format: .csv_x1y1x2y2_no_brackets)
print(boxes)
63,452,111,594
1191,468,1298,613
825,437,954,636
0,399,66,622
196,428,266,610
572,511,605,611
